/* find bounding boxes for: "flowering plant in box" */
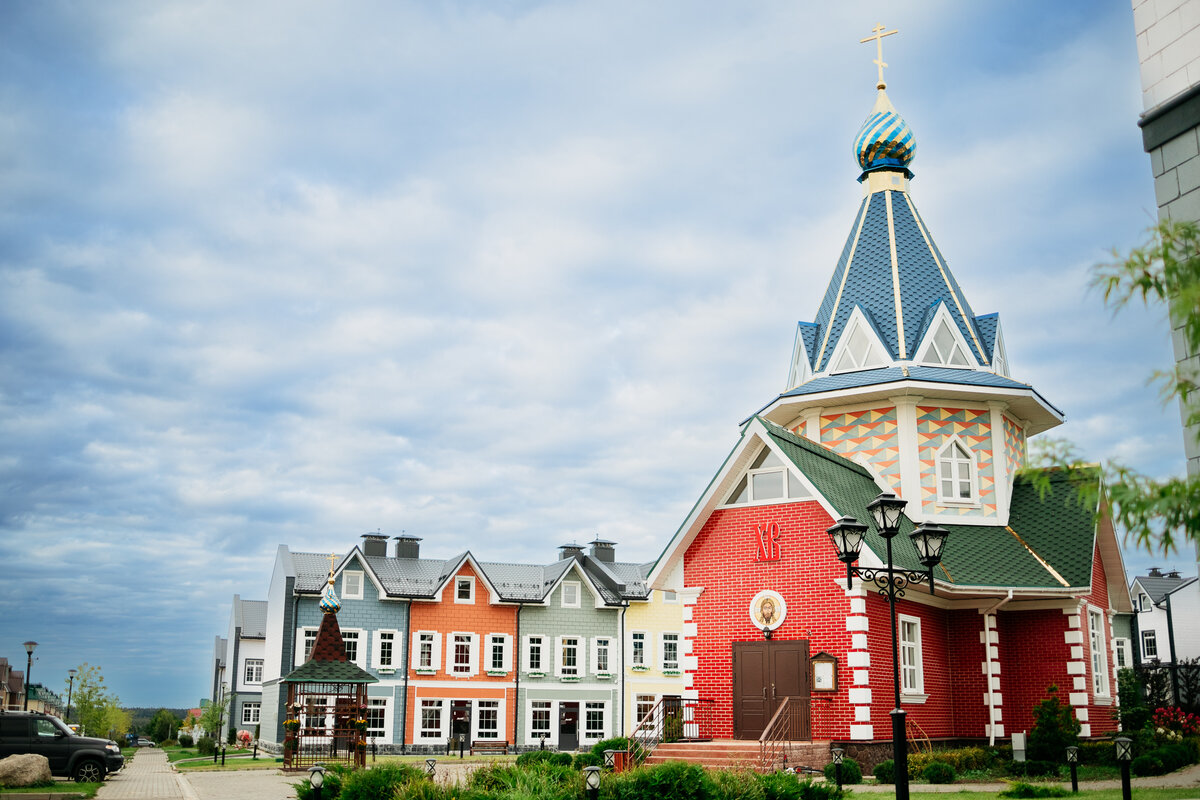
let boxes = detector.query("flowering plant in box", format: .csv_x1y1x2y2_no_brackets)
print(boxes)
283,719,301,733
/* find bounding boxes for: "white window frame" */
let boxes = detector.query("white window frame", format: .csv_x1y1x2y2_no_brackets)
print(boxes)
527,700,553,746
372,629,401,670
454,576,475,604
829,307,892,373
474,699,503,740
898,614,926,701
341,628,366,668
583,700,607,743
936,436,978,505
447,632,479,677
630,630,650,668
556,635,584,678
722,445,813,507
366,697,391,744
413,630,441,672
342,570,364,600
561,581,581,608
1114,637,1131,670
592,637,613,675
244,658,263,685
915,308,976,369
1142,629,1158,660
524,635,546,673
296,627,319,665
660,632,681,672
242,702,261,725
486,634,512,673
1089,608,1110,698
635,694,657,725
1140,593,1152,612
418,699,446,742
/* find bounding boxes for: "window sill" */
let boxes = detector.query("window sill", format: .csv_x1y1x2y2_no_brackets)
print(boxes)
935,499,980,509
901,693,929,704
1094,696,1113,706
377,668,396,674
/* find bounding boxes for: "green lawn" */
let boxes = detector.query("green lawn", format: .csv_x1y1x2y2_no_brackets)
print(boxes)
0,781,101,797
904,790,1198,800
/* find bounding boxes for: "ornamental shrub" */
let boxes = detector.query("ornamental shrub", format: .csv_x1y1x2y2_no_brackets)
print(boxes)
1132,754,1166,777
574,752,603,769
591,737,630,758
823,757,861,784
873,760,895,784
177,734,193,748
516,750,572,767
196,736,215,756
1027,685,1080,762
755,771,842,800
292,764,349,800
339,763,422,800
921,761,956,784
999,783,1069,798
709,768,765,800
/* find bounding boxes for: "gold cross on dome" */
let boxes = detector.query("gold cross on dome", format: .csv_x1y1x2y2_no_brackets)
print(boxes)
860,23,898,89
326,552,338,578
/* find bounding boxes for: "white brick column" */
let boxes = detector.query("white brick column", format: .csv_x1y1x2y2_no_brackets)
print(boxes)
980,611,1004,738
1063,606,1092,737
845,586,873,740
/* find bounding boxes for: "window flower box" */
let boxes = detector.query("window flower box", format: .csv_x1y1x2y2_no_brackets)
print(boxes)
527,671,546,678
377,668,395,674
486,669,508,676
595,672,613,680
561,675,582,682
631,665,650,673
415,668,437,675
663,669,682,676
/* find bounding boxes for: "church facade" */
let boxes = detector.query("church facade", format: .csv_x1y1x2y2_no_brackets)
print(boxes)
646,67,1133,750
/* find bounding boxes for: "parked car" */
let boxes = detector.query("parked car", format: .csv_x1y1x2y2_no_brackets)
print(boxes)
135,737,155,747
0,711,124,782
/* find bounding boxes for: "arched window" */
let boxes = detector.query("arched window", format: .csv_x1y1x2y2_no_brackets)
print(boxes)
937,439,975,502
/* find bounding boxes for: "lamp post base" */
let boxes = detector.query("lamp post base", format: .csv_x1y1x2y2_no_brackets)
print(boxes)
892,708,909,800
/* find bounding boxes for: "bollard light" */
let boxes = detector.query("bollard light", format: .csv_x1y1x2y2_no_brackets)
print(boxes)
1114,737,1132,762
584,765,601,800
425,758,437,778
1066,746,1078,764
603,749,615,769
308,765,326,788
1066,745,1079,793
832,747,844,765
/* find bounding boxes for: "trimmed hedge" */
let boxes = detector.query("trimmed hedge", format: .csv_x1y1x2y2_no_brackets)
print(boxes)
872,759,895,784
921,761,956,784
823,757,861,784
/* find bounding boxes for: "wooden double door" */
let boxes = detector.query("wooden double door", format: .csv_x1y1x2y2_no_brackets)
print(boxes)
732,640,811,739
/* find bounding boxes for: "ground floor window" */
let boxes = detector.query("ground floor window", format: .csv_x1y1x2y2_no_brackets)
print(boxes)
530,701,551,741
420,700,444,740
1142,629,1158,660
899,615,924,695
366,698,387,740
241,702,260,725
477,700,500,739
636,694,656,724
1114,637,1130,669
1089,608,1109,697
585,702,605,740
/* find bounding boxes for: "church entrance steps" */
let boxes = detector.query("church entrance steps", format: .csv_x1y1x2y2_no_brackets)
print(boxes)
644,739,831,772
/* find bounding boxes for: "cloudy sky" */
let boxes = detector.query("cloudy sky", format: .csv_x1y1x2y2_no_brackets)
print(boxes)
0,1,1184,708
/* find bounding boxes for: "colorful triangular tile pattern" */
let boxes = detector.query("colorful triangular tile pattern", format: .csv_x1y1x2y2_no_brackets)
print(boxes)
916,406,996,517
1003,415,1024,479
819,407,902,494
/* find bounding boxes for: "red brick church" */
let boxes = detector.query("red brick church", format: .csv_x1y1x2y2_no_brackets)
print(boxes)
646,49,1132,756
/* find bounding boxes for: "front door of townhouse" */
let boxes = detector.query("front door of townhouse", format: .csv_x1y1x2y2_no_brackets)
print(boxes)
558,702,579,751
450,700,471,745
732,641,811,740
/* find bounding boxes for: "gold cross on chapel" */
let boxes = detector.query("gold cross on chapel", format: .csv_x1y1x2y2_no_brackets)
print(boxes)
326,552,338,579
860,23,898,89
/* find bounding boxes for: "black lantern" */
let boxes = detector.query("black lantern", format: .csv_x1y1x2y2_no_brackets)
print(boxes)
909,523,949,567
603,749,615,769
22,641,37,712
1066,745,1079,793
831,747,844,764
308,765,326,800
584,765,601,800
867,492,907,537
831,747,845,791
1114,737,1132,762
425,758,437,778
1066,746,1078,764
827,517,868,564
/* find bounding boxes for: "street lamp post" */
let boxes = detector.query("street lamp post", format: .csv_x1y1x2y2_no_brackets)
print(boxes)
22,642,38,711
66,669,77,724
826,493,949,800
1115,737,1132,800
1066,745,1079,793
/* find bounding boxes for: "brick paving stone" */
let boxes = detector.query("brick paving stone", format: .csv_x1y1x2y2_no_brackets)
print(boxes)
182,768,297,800
96,749,184,800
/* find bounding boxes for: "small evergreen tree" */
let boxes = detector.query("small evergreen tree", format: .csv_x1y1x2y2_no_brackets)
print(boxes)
1028,685,1080,762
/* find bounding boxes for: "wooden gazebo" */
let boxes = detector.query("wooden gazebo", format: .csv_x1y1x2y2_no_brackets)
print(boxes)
280,564,377,771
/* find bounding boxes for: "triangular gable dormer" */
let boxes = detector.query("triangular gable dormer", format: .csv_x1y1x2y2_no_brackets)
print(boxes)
827,306,892,373
331,549,388,601
787,322,819,390
429,552,505,605
914,302,978,369
990,322,1010,377
542,560,609,609
721,442,815,507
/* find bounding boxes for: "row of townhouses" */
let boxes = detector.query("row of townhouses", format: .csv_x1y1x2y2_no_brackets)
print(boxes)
213,534,688,753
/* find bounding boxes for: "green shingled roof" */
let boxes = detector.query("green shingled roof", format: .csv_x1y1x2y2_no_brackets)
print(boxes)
760,419,1098,591
281,658,378,684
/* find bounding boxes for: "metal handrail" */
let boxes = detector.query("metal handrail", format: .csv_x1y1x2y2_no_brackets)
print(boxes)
758,696,813,772
626,697,715,764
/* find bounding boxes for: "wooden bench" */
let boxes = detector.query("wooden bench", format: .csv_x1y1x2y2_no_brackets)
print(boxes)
470,740,509,755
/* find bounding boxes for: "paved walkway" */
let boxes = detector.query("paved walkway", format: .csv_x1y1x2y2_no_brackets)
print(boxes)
94,749,296,800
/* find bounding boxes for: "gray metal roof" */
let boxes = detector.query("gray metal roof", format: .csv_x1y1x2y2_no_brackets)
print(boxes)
236,598,269,638
1133,574,1196,604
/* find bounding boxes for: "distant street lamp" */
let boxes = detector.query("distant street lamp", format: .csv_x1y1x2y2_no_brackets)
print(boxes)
66,668,77,723
23,642,38,711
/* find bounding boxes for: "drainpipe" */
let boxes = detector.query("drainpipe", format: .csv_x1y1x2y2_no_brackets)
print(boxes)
515,604,522,748
983,591,1013,746
400,598,411,755
620,602,627,735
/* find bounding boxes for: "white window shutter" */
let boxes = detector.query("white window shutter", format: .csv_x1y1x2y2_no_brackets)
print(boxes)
371,630,382,669
554,636,564,678
503,635,513,672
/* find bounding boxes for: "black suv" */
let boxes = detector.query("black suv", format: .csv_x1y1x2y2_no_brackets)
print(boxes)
0,711,124,782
